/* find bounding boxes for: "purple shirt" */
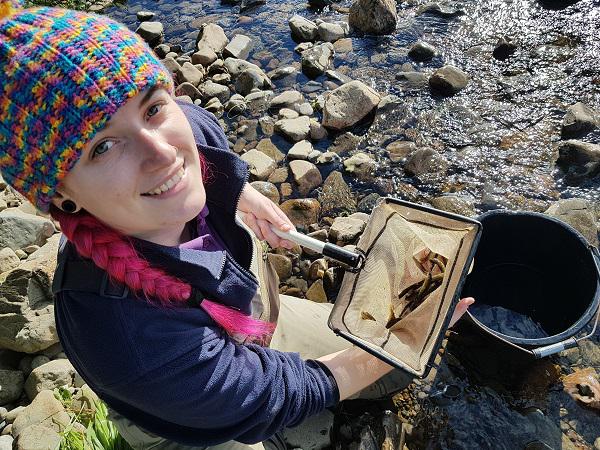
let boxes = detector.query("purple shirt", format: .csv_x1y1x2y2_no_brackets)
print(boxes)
179,205,228,252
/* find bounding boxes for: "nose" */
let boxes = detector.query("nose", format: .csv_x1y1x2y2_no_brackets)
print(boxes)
137,127,177,171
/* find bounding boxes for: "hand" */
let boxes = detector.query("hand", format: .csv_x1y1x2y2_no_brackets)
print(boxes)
449,297,474,327
237,183,296,249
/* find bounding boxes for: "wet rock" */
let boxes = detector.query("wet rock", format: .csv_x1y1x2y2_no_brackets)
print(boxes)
358,193,381,213
430,195,476,217
306,279,328,303
135,21,164,47
235,69,272,96
176,62,204,87
0,210,55,252
0,248,19,274
241,149,276,181
244,90,273,114
556,140,600,183
224,34,253,60
199,80,230,104
267,254,292,280
493,36,517,61
240,0,265,13
288,140,313,160
192,46,218,67
256,138,285,163
563,367,600,410
322,80,380,130
386,140,416,163
349,0,397,35
275,116,311,141
429,65,469,95
196,23,229,54
561,102,599,138
301,42,334,79
343,152,376,180
408,41,437,61
289,160,323,195
268,167,289,184
395,71,429,90
259,116,276,136
405,148,448,176
289,15,318,42
268,66,298,80
136,10,155,21
317,21,347,42
250,181,280,204
417,2,465,17
270,90,305,110
24,359,76,400
318,171,357,217
280,199,321,230
545,198,599,247
333,37,353,53
0,370,24,405
329,132,360,154
329,215,367,244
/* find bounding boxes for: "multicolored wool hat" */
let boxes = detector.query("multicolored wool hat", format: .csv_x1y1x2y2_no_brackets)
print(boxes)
0,1,174,211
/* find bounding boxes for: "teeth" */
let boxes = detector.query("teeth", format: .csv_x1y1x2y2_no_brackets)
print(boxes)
145,167,185,196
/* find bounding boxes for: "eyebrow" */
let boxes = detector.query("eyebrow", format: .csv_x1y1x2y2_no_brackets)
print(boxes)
96,85,161,133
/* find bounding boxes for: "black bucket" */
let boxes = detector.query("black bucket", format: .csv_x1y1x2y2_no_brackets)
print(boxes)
461,210,600,358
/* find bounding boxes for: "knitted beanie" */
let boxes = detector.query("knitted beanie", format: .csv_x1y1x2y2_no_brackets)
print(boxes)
0,2,174,212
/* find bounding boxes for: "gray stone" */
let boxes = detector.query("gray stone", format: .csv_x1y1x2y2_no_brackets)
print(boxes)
405,148,448,176
136,10,155,21
176,62,204,87
387,140,416,163
196,23,229,54
0,435,12,450
24,359,76,400
288,140,313,160
14,423,61,450
556,140,600,183
301,43,334,79
309,119,328,140
322,80,380,130
334,38,353,53
408,41,437,61
417,2,465,17
153,43,170,58
30,356,50,371
161,56,181,73
306,280,327,303
224,58,262,78
256,139,285,163
212,73,231,85
295,42,314,54
358,193,381,213
562,102,599,138
329,216,366,244
0,370,24,405
244,90,273,114
224,34,253,60
0,210,55,252
235,69,272,96
12,390,70,438
349,0,397,35
204,98,224,117
329,132,360,154
318,22,346,43
289,160,323,195
0,248,19,274
270,90,304,110
175,82,201,100
430,195,476,217
267,254,292,280
280,199,321,230
289,15,318,42
241,150,277,181
429,65,469,95
325,70,352,85
268,66,298,80
18,356,32,377
279,108,299,120
199,80,230,104
275,116,311,142
316,151,339,164
192,47,218,67
296,103,314,116
343,152,376,180
251,181,280,204
319,171,356,217
545,198,599,247
224,94,247,114
135,21,164,47
395,71,430,90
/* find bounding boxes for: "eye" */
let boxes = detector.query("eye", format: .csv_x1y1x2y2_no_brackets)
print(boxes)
147,102,163,119
92,140,115,159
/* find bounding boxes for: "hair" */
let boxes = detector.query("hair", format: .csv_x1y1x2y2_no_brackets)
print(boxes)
50,155,274,340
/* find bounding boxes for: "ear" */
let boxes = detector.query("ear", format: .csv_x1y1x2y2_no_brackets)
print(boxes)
50,190,80,214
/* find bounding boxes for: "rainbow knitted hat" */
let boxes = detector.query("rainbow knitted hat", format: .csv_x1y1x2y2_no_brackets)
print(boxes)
0,1,174,212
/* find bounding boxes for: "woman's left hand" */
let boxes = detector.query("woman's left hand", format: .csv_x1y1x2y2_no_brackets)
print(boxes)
449,297,474,327
237,183,296,249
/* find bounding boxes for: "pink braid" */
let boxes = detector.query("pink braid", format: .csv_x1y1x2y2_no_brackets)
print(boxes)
50,207,275,339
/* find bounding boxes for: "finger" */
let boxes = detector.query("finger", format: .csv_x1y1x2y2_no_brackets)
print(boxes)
449,297,474,327
268,202,294,231
257,218,283,248
243,212,265,241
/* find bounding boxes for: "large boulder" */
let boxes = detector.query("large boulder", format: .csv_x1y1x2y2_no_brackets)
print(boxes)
0,209,55,252
11,390,70,438
0,235,60,354
349,0,397,35
196,23,229,54
322,81,380,130
289,15,318,42
301,43,334,79
24,359,77,400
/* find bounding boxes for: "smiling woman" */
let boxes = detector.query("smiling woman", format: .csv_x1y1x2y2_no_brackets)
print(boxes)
0,3,472,450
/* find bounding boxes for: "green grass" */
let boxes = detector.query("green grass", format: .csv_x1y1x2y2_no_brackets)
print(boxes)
24,0,92,10
54,386,133,450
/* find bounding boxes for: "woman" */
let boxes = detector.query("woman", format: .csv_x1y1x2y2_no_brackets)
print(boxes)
0,3,473,449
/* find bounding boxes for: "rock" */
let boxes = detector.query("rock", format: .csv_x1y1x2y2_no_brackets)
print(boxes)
330,132,360,155
267,167,288,184
301,42,334,79
267,254,292,280
387,140,416,162
250,181,280,204
136,10,155,21
296,102,314,116
295,42,314,54
0,210,55,252
562,103,599,138
279,108,299,120
309,119,328,140
24,359,76,400
0,248,19,274
594,437,600,450
417,2,464,17
192,46,218,67
18,356,33,376
405,148,448,176
431,195,476,217
175,82,201,100
224,34,253,60
196,23,229,54
135,21,164,47
319,171,356,217
0,435,12,450
12,390,70,438
275,116,311,141
308,258,328,280
240,150,277,181
343,152,376,180
316,152,339,164
199,80,230,104
270,90,305,110
493,36,517,61
30,356,50,371
268,66,298,80
204,98,224,117
289,15,318,42
306,280,328,303
153,44,170,59
235,69,270,96
288,140,313,160
256,139,285,163
13,423,61,450
161,56,181,73
408,41,437,61
225,94,246,114
14,249,27,260
0,370,24,405
563,367,600,410
349,0,397,35
280,199,321,230
329,216,366,245
322,80,380,130
318,21,346,42
259,116,275,136
545,198,599,247
4,406,25,423
358,193,381,213
244,90,273,114
289,160,323,195
176,62,204,87
556,140,600,183
395,71,429,90
429,65,469,95
240,0,266,13
0,235,60,353
333,38,353,53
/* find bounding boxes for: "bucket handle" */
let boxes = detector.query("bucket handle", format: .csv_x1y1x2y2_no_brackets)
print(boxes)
531,245,600,358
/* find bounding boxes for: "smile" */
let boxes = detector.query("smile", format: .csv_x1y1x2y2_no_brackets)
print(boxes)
142,166,186,196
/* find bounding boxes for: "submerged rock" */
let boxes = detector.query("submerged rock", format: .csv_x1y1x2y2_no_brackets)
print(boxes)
349,0,397,35
405,148,448,176
301,42,334,78
408,41,437,61
563,368,600,410
429,65,469,95
417,2,465,17
493,36,517,61
322,81,380,130
289,15,318,42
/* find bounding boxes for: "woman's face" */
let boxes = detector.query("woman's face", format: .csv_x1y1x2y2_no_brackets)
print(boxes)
52,86,206,246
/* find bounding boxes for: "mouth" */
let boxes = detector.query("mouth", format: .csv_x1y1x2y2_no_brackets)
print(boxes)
141,165,186,196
